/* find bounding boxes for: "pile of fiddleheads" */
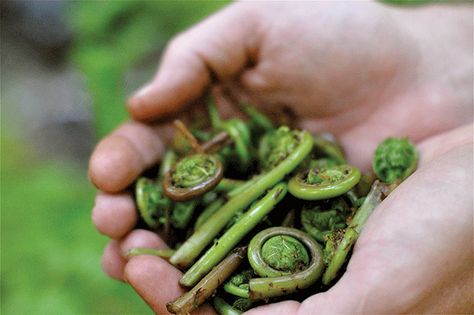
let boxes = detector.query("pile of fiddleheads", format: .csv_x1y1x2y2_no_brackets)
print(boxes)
129,95,419,314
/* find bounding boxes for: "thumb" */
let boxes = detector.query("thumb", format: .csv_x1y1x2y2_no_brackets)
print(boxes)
243,271,368,315
127,3,260,121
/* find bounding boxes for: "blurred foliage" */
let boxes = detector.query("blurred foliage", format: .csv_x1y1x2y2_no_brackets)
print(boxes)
1,133,151,314
69,0,229,138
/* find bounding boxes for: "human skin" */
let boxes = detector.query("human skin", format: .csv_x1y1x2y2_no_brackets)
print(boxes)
88,1,473,314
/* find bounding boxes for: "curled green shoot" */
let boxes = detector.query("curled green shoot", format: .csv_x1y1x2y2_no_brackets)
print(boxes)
221,119,252,170
307,157,341,170
163,154,224,201
223,269,255,298
169,130,313,268
372,137,418,184
247,227,324,300
135,177,170,229
258,126,301,172
164,120,229,201
179,183,287,287
207,99,252,170
171,199,198,229
301,205,347,243
261,235,310,273
172,154,220,188
288,165,361,200
232,298,254,312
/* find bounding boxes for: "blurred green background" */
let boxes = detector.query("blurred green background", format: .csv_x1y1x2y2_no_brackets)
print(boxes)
1,1,227,314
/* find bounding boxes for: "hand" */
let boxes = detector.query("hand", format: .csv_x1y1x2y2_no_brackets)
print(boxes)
89,2,473,314
125,1,472,169
92,124,473,314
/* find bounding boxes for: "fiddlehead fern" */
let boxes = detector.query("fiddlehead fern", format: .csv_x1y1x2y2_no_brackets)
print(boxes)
258,126,301,172
163,120,226,201
220,119,252,170
171,199,199,229
163,154,224,201
223,269,255,298
207,100,252,170
232,298,254,312
135,150,177,229
135,177,170,230
246,227,324,300
172,154,220,188
300,201,349,243
372,137,418,184
322,180,390,285
128,106,422,312
307,157,341,170
260,235,310,273
170,130,313,268
322,138,419,284
288,165,361,200
179,183,287,287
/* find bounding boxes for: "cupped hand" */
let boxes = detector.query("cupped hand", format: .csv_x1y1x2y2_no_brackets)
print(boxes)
93,124,473,314
88,1,473,314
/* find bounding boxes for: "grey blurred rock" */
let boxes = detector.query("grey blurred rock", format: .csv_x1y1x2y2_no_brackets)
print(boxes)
1,0,72,66
1,11,93,166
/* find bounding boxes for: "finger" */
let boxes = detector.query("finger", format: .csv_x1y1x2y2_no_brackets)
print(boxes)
244,301,300,315
92,192,137,239
120,229,168,254
127,3,260,121
417,123,473,166
243,278,360,315
101,229,168,282
88,122,165,192
125,257,216,314
101,240,127,281
121,230,215,313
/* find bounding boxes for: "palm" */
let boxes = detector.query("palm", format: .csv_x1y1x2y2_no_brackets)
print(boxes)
304,142,472,314
215,2,467,171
